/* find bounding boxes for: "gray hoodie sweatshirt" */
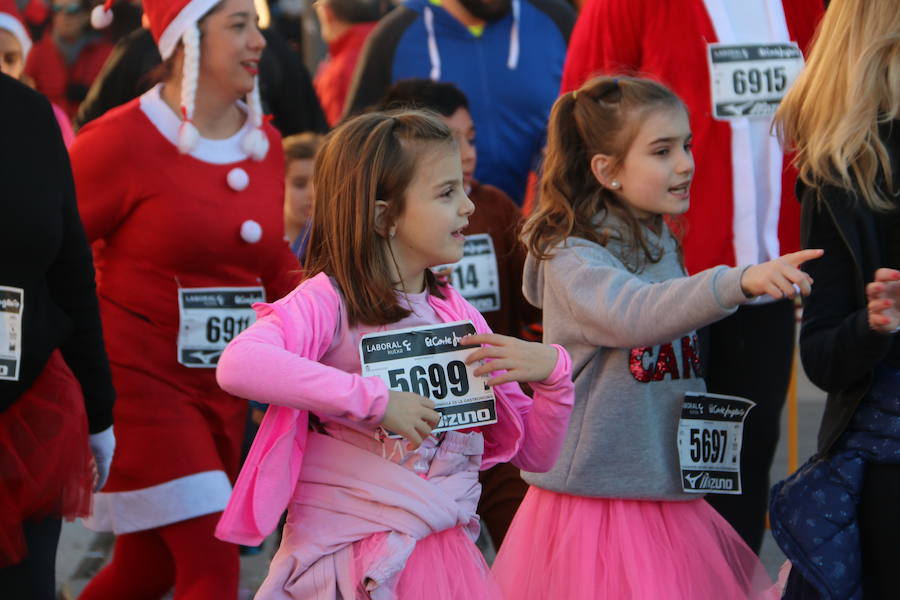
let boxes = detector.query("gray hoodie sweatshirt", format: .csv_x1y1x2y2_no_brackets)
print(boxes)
521,224,748,500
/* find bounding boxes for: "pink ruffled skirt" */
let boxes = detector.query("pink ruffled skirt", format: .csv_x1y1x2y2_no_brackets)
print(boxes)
352,526,501,599
492,486,777,600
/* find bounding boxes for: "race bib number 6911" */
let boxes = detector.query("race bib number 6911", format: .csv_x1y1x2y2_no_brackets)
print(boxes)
177,286,264,367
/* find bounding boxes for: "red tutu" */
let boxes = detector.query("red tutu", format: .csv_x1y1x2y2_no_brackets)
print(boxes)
0,351,93,566
493,486,777,600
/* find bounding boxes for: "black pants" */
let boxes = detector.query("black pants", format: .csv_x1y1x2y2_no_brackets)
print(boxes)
0,517,62,600
783,462,900,599
859,462,900,598
699,300,795,554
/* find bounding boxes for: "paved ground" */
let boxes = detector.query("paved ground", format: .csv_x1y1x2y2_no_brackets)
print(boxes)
55,359,827,597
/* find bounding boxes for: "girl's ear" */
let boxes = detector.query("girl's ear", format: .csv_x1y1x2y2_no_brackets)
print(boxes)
590,153,618,190
374,200,395,239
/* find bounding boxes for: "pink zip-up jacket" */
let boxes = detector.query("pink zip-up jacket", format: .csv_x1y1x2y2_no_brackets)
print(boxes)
214,273,573,546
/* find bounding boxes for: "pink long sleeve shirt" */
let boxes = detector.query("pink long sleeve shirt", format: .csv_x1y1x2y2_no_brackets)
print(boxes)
215,273,573,546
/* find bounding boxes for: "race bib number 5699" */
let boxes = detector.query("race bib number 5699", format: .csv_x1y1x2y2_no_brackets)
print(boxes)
360,321,497,434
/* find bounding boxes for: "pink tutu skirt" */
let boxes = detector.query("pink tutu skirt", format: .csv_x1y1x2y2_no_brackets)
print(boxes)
492,486,777,600
353,526,501,599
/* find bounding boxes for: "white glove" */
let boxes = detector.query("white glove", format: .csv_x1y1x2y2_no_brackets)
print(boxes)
88,426,115,492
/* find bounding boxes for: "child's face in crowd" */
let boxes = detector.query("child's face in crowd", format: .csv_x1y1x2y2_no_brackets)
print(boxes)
0,30,23,79
198,0,266,99
610,106,693,220
442,108,476,191
284,157,314,226
51,0,88,42
389,144,474,276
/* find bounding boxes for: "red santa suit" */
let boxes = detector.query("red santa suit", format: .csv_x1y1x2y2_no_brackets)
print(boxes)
69,84,299,533
561,0,823,275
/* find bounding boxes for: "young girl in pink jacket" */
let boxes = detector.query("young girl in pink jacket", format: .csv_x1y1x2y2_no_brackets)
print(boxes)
214,110,575,599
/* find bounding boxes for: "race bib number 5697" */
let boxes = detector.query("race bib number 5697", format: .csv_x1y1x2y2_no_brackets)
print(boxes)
677,392,755,495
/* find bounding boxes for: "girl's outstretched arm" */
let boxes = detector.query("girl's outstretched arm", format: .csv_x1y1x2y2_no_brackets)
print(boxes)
540,241,821,349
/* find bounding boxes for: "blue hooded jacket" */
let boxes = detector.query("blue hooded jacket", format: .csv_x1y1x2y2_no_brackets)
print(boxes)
345,0,574,203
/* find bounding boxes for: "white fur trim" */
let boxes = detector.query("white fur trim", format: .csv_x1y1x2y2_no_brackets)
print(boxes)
0,14,31,60
83,470,232,534
240,219,262,243
703,0,789,267
158,0,221,60
90,5,113,29
227,167,249,191
139,84,256,164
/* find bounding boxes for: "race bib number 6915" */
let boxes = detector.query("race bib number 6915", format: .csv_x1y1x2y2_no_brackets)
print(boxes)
708,42,804,119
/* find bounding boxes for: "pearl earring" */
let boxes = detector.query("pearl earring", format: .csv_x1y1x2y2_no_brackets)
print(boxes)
610,181,620,189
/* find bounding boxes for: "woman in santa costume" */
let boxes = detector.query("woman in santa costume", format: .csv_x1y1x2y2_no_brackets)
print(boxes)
70,0,298,595
560,0,825,555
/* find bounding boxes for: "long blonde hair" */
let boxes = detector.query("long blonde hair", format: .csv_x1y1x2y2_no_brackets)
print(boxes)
775,0,900,211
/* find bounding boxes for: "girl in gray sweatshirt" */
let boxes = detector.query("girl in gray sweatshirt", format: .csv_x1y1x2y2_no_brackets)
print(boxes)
491,76,822,599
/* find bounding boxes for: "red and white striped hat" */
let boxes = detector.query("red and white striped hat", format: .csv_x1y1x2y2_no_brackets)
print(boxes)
92,0,269,160
0,0,32,60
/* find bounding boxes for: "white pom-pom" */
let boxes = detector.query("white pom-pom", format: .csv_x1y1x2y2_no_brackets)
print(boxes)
91,5,113,28
226,168,249,191
240,220,263,244
177,121,200,154
241,128,269,161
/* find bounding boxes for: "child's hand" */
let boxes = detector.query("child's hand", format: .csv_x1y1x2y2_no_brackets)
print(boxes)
740,249,824,299
381,391,441,449
461,333,558,387
866,268,900,333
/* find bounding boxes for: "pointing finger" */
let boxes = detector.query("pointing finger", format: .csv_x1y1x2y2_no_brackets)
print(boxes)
783,248,824,267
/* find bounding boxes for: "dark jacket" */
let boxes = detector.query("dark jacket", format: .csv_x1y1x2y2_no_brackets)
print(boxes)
74,27,328,136
0,74,114,431
799,121,900,453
